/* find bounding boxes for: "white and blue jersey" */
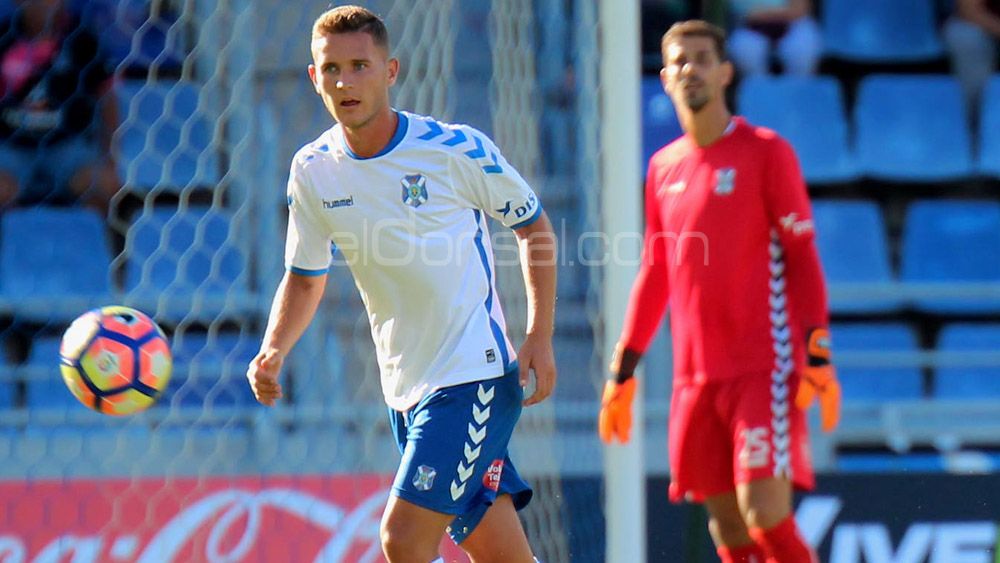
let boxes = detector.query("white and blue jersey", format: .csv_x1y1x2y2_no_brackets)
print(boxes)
284,110,542,411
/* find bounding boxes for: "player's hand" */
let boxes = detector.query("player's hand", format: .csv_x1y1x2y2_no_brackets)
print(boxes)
247,348,285,407
599,344,641,444
599,378,637,444
795,327,841,432
518,332,557,406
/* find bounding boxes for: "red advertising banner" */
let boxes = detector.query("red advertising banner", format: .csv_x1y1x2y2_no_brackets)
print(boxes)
0,475,469,562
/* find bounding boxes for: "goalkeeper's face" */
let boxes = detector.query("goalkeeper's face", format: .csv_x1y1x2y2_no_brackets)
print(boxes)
660,36,732,114
308,31,399,130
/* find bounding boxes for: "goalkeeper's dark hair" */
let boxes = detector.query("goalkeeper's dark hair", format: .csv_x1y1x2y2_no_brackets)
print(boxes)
312,5,390,51
661,19,727,63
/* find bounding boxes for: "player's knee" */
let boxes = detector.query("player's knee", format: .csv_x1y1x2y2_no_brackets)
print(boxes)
743,500,790,531
380,518,438,562
708,513,750,545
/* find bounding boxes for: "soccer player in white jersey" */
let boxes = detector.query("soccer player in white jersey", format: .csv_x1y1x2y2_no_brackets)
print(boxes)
246,6,557,563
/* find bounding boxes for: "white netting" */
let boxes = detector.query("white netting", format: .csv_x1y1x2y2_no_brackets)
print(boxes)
0,1,606,562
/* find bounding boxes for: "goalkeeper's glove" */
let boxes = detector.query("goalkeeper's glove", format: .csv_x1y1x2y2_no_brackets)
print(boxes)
599,345,641,444
794,327,841,432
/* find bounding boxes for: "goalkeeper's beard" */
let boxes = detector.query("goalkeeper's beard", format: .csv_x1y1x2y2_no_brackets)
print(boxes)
684,92,710,113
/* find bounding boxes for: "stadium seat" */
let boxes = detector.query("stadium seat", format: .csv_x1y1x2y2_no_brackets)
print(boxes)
855,75,973,181
934,324,1000,398
812,200,902,313
978,75,1000,178
167,331,257,408
822,0,944,62
642,77,682,166
0,346,12,409
116,80,220,192
737,76,856,184
25,337,79,409
0,207,112,305
124,207,249,318
831,323,923,401
900,200,1000,313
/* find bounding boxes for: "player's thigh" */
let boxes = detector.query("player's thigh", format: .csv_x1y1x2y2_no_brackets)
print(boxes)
736,476,792,530
381,494,454,556
703,491,752,548
459,494,533,563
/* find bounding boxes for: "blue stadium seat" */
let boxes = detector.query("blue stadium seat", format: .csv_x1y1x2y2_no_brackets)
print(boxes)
822,0,944,62
116,80,220,192
738,76,856,184
25,337,79,409
0,344,12,409
166,331,256,408
124,206,248,317
0,207,112,302
935,324,1000,398
900,200,1000,313
978,75,1000,178
855,75,973,181
641,77,682,166
831,323,923,401
812,200,902,313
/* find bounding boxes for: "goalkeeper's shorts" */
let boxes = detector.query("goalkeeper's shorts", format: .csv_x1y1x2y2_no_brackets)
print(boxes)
667,371,815,503
387,368,532,543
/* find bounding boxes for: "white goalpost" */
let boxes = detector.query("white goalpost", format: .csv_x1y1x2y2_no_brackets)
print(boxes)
598,0,646,562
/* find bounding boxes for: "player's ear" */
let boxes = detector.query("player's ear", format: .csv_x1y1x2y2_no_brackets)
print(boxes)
387,57,399,86
307,64,321,94
720,60,734,89
659,66,670,94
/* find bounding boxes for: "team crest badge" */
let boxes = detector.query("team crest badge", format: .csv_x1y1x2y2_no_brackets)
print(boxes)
412,465,437,491
715,168,736,195
401,174,429,208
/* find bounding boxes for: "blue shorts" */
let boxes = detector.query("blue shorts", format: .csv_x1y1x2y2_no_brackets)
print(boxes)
388,369,533,544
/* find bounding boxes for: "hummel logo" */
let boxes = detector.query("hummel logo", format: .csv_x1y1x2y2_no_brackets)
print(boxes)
323,196,354,209
779,212,814,236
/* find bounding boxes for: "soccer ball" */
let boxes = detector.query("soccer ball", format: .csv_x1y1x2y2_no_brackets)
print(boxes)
59,306,172,415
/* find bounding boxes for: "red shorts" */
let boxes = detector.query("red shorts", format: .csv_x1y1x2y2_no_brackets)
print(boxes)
667,372,815,503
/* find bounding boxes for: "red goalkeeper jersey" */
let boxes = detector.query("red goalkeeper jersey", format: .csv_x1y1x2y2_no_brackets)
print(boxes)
620,117,828,385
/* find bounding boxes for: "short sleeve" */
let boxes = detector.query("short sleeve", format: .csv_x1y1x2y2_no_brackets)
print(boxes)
451,127,542,229
284,159,332,276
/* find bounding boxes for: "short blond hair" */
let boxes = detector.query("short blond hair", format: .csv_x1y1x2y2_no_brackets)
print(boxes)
661,20,727,63
312,5,389,50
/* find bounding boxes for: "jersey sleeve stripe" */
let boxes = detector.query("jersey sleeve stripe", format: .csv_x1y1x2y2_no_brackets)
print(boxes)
288,266,329,276
509,203,543,229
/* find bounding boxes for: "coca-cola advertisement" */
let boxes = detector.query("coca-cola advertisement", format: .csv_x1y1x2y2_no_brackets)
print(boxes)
0,475,469,562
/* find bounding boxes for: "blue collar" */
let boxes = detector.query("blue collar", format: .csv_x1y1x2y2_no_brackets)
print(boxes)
342,111,409,160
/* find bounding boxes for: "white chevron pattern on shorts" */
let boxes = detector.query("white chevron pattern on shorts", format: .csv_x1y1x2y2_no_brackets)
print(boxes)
450,383,495,501
768,232,793,480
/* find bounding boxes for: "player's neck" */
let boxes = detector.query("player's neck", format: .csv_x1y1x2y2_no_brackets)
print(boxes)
682,104,732,148
342,108,399,158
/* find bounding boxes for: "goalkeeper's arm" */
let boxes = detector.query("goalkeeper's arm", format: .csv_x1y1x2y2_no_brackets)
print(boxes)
599,226,670,444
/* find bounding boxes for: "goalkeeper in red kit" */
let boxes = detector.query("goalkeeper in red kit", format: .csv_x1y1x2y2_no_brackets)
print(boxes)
598,20,840,563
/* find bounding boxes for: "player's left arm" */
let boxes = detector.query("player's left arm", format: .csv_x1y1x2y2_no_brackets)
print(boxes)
765,136,839,432
451,126,558,406
513,210,558,406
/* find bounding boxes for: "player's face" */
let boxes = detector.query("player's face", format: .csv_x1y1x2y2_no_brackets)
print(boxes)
308,31,399,130
660,36,732,113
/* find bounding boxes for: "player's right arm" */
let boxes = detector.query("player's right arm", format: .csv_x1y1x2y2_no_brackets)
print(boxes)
600,166,671,444
249,154,332,407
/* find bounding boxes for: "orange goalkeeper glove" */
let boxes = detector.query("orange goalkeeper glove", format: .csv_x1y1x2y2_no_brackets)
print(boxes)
599,346,640,444
795,327,841,432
